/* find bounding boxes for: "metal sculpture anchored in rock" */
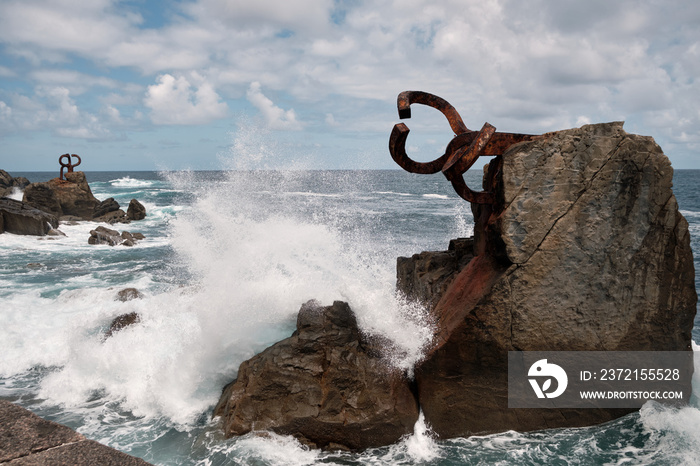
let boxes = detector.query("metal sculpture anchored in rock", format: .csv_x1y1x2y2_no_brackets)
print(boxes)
59,153,81,180
389,91,546,205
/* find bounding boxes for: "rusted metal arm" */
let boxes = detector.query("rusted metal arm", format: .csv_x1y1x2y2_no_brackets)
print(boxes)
388,91,544,205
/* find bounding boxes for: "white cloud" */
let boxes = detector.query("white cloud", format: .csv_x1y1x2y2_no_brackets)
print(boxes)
246,82,303,130
0,86,114,139
144,74,228,125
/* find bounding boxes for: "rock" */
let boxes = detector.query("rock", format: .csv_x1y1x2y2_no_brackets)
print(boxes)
403,122,697,438
396,237,474,309
88,226,144,246
88,225,123,246
116,288,144,301
0,170,30,198
213,300,419,451
23,171,99,220
23,182,63,218
93,197,121,219
0,198,59,236
105,312,141,338
94,208,129,224
127,199,146,220
13,176,30,189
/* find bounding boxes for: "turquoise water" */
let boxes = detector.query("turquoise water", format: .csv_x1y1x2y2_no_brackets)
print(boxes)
1,168,699,465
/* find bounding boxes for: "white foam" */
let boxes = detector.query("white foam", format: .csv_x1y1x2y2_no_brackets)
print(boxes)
7,187,24,201
110,177,154,188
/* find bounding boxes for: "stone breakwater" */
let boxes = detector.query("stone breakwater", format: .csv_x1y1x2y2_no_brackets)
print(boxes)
0,400,150,465
212,122,697,450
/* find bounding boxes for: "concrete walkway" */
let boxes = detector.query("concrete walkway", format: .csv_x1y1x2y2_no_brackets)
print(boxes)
0,400,151,465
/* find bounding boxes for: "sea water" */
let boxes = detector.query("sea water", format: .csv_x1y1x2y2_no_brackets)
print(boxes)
1,164,699,465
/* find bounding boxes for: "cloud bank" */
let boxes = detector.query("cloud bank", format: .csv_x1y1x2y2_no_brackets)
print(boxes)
0,0,698,169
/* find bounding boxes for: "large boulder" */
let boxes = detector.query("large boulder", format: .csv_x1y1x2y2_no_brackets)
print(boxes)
23,171,99,220
0,198,58,236
213,300,419,450
404,122,697,438
93,197,121,219
127,199,146,221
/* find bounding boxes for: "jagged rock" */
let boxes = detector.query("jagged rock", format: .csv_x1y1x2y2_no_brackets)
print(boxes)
213,300,419,451
23,182,63,218
88,225,122,246
0,198,59,236
93,197,121,219
127,199,146,220
94,208,129,224
88,226,144,246
105,312,141,338
116,288,143,302
0,170,30,198
403,122,697,438
397,237,474,309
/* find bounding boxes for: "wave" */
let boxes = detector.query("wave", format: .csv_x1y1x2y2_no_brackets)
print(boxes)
422,193,450,200
109,177,154,188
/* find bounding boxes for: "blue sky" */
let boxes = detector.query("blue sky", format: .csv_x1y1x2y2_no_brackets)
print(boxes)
1,0,699,172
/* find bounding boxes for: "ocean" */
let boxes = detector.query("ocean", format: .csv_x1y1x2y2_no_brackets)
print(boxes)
1,167,699,465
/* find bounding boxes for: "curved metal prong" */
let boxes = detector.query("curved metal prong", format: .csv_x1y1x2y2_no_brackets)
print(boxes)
397,91,469,135
389,123,448,174
449,175,495,204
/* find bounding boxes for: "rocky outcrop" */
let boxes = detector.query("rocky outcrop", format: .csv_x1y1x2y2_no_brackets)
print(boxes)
23,171,99,220
213,300,419,450
213,122,696,448
0,198,59,236
402,122,696,438
0,170,29,198
127,199,146,221
88,226,145,246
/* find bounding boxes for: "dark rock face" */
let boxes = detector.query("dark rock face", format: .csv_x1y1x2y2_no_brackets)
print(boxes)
105,312,142,338
0,198,59,236
88,226,144,246
93,197,121,218
213,300,419,450
397,237,474,309
400,122,697,438
0,170,29,198
127,198,146,220
23,182,63,218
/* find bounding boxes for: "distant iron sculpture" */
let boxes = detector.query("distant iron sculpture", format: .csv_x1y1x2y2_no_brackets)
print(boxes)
59,153,81,180
389,91,547,205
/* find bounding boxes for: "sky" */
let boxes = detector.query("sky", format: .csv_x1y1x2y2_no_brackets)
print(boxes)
1,0,699,172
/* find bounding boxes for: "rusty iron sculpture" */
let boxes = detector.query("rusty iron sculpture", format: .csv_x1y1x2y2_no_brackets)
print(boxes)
389,91,546,205
59,153,81,180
